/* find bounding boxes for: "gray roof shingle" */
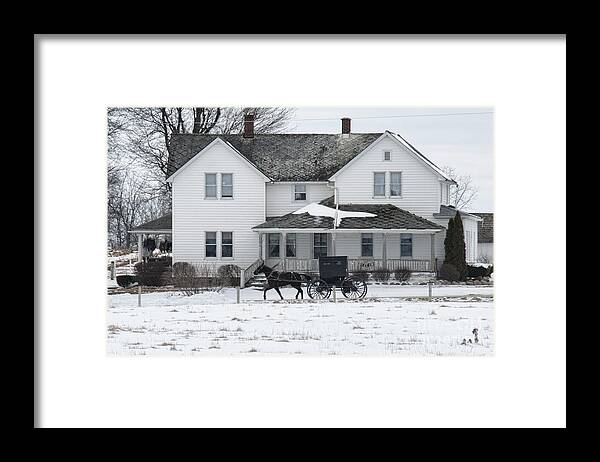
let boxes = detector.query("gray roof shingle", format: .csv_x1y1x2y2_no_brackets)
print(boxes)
253,197,443,231
167,133,383,181
474,212,493,243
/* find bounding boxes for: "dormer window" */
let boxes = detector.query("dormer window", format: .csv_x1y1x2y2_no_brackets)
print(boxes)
294,184,307,201
383,151,391,161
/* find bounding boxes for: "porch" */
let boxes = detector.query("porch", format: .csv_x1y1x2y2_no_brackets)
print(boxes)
255,229,441,274
252,201,445,275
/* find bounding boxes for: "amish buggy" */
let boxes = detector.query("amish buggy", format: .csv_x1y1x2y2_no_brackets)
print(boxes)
306,256,367,300
254,256,367,301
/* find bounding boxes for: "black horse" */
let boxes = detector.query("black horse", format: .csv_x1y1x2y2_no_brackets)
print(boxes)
254,263,311,300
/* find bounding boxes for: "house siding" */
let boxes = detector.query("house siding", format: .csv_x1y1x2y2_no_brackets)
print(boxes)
333,136,442,218
266,182,332,217
478,242,493,262
171,141,266,269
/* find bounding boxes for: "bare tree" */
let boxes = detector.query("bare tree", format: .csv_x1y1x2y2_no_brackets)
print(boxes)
106,107,295,250
442,166,479,209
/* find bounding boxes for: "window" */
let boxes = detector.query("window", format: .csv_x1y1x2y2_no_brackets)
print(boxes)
286,233,296,257
390,172,402,197
221,173,233,198
205,174,217,198
268,234,280,258
205,232,217,258
361,233,373,257
294,184,307,201
221,232,233,258
374,172,386,197
383,151,391,161
400,233,413,258
313,233,328,259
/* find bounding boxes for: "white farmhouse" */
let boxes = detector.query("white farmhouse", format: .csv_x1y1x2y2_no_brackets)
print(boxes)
130,115,482,283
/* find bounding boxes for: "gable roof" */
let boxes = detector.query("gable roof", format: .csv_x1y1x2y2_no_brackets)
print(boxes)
166,137,271,182
474,212,493,243
253,196,443,231
167,133,382,182
386,131,456,183
329,131,455,183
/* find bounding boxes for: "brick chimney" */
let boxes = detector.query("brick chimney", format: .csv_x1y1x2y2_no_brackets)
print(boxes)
341,117,351,135
243,113,255,138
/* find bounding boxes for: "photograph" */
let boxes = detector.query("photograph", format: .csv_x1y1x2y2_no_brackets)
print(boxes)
106,107,494,356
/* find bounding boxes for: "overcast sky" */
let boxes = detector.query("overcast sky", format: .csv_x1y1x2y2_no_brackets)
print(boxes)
282,107,493,212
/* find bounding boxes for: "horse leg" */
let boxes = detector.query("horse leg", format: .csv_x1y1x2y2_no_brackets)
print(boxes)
274,286,284,300
294,283,302,299
263,287,269,300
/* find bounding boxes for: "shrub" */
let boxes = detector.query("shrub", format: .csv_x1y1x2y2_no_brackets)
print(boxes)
444,212,467,281
467,264,494,278
217,264,242,287
372,268,391,283
134,258,171,286
116,275,137,288
172,262,224,295
438,263,460,282
394,268,412,282
173,262,199,296
351,269,370,281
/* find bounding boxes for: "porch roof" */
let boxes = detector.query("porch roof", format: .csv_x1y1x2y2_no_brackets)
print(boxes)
252,200,443,232
129,213,172,234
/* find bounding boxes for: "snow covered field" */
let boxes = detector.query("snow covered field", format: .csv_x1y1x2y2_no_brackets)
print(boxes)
107,286,494,356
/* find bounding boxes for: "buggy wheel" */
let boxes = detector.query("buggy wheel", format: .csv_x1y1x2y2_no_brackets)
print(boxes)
307,279,332,299
341,276,367,300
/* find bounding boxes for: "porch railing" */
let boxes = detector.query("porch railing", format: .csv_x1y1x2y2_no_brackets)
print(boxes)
279,258,433,273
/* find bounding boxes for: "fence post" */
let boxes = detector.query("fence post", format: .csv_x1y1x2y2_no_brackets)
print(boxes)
110,261,115,280
428,281,432,299
138,285,142,307
236,286,241,304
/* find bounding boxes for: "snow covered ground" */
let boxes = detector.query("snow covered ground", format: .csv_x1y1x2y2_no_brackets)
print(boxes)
107,286,494,356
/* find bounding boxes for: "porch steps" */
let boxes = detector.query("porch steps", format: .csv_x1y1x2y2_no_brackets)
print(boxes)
246,274,267,289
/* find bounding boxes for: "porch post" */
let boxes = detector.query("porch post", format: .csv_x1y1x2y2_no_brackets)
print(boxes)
430,232,436,272
258,233,263,260
382,233,387,270
281,231,286,270
332,231,337,256
137,233,143,262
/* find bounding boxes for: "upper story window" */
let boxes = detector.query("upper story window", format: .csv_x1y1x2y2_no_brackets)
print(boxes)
383,151,391,161
390,172,402,197
205,174,217,198
373,172,386,197
221,174,233,198
294,184,307,201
